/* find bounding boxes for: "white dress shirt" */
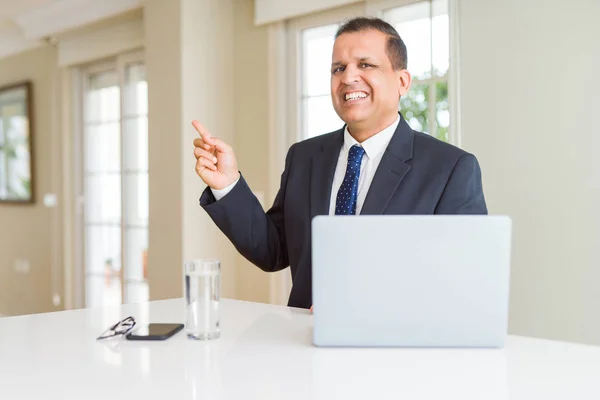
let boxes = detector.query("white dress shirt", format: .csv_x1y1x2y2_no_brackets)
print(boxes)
211,115,400,213
328,115,399,215
211,177,239,200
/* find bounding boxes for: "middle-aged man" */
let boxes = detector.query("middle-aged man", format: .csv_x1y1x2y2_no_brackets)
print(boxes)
192,17,487,309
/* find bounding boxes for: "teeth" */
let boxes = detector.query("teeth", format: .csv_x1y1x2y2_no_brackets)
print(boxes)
345,92,367,101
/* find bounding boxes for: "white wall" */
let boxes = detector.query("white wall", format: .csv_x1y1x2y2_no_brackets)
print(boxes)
144,0,238,301
180,0,238,298
233,0,272,303
459,0,600,345
143,0,185,301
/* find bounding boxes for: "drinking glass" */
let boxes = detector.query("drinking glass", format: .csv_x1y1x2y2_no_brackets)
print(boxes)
184,259,220,340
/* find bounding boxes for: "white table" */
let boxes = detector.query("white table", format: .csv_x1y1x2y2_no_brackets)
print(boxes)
1,298,599,399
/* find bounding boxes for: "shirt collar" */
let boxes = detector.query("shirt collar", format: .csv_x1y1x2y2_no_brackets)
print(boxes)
342,114,400,160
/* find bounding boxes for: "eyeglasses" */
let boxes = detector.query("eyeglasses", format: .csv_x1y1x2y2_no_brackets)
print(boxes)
97,316,136,340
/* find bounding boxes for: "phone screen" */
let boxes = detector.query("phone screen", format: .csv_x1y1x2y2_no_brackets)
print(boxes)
129,323,183,337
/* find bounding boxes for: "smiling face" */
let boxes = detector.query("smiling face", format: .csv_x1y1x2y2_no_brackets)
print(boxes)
331,29,411,140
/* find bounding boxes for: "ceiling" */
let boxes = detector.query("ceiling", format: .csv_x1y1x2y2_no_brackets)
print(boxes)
0,0,55,18
0,0,142,59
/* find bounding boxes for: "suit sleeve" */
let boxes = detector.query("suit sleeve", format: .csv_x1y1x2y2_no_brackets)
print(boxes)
434,153,488,214
199,145,294,272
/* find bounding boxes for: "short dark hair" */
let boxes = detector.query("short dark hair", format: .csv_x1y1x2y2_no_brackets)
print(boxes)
335,17,407,71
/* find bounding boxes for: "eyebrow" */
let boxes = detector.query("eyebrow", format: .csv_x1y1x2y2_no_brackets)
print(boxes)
331,57,377,68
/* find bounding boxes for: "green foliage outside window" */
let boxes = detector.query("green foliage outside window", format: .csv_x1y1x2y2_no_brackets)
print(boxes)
400,80,449,143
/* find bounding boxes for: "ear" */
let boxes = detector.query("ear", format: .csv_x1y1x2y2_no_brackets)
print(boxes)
397,69,412,97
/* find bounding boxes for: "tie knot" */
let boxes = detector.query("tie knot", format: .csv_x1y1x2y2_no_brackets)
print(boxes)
348,145,365,164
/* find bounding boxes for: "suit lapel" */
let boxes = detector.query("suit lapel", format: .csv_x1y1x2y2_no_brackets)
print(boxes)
361,114,415,215
310,129,344,219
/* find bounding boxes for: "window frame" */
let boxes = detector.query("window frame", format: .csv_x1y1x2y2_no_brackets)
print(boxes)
286,0,459,146
369,0,460,145
384,0,450,141
267,0,461,304
286,3,365,148
74,50,148,308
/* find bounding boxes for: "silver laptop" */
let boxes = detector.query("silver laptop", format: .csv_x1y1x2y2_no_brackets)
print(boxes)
311,215,512,348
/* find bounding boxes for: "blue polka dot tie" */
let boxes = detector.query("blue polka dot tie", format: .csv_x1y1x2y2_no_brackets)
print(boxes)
335,145,366,215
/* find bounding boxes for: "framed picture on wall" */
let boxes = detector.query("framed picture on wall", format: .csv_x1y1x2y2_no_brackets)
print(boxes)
0,81,34,204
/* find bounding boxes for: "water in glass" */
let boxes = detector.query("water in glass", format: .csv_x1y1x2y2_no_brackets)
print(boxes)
184,259,220,340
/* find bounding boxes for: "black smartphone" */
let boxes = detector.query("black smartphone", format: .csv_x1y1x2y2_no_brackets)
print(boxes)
125,323,184,341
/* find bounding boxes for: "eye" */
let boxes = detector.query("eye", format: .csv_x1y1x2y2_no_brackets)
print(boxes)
332,66,345,74
360,63,373,68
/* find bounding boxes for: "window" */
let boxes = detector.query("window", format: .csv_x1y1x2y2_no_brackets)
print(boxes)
79,52,149,307
384,0,449,141
272,1,455,304
292,0,451,142
287,3,364,143
301,24,343,139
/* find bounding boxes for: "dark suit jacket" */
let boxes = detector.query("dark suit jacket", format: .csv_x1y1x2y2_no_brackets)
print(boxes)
200,114,487,308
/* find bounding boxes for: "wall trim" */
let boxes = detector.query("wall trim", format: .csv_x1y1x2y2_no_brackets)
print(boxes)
448,0,462,147
255,0,363,25
13,0,142,40
267,22,293,305
57,15,144,67
60,68,75,310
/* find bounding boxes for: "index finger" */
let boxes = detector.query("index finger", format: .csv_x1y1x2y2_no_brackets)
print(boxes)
192,120,213,142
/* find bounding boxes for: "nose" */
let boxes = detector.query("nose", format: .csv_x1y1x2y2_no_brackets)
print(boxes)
341,64,360,85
